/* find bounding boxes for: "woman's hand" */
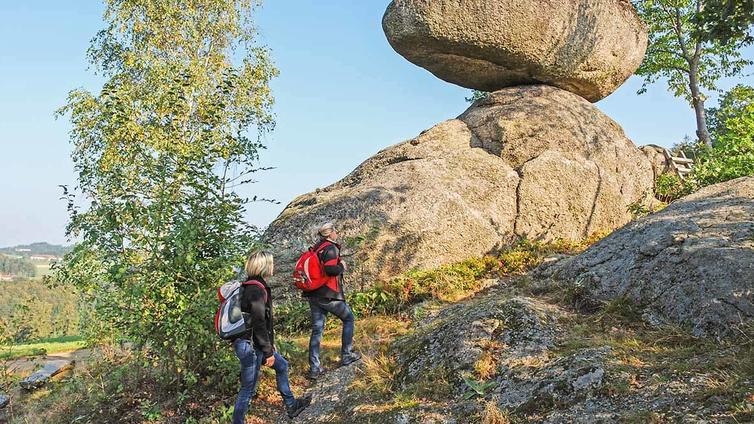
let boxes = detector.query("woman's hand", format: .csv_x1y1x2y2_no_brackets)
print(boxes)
265,355,276,367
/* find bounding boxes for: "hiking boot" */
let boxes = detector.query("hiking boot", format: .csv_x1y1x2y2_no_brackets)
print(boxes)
340,351,362,366
306,367,326,381
286,395,312,419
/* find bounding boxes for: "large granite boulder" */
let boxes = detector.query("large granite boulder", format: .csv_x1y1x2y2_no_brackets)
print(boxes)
264,86,653,293
383,0,648,102
541,177,754,339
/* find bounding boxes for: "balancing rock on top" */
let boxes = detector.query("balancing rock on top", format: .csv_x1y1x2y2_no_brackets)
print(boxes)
383,0,648,102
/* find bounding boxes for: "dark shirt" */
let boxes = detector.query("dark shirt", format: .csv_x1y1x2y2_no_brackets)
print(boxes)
239,276,275,358
303,239,346,301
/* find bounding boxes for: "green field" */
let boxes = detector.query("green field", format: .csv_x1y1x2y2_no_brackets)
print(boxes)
30,259,53,279
0,336,86,360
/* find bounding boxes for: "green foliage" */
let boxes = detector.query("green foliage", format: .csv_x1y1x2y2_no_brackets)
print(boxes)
694,140,754,186
56,0,277,386
274,300,311,335
0,279,79,343
627,199,653,219
466,90,490,103
633,0,752,146
708,85,754,140
462,374,497,399
698,0,754,43
0,254,36,278
635,0,751,102
694,85,754,185
654,173,694,202
671,136,705,159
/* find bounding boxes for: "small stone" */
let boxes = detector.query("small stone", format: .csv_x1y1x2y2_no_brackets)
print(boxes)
572,368,605,391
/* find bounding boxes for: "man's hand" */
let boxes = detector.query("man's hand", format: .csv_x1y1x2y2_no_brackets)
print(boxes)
265,355,275,367
341,260,347,271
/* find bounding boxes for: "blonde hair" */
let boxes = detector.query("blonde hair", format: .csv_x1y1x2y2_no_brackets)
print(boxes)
245,250,274,278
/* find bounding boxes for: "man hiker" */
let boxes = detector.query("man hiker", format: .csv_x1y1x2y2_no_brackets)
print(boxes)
231,251,311,423
305,222,361,380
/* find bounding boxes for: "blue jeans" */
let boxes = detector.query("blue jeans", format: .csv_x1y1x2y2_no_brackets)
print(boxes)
232,338,295,424
308,299,355,371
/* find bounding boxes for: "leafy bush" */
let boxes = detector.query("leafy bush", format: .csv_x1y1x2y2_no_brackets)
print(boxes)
274,301,311,335
693,137,754,186
654,174,694,203
694,85,754,186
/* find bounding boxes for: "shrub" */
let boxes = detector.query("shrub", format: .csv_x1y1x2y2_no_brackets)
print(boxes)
693,137,754,186
654,173,695,202
348,238,599,318
274,301,311,335
694,85,754,186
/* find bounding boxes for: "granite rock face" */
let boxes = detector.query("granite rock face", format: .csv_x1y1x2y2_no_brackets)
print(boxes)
264,86,654,293
383,0,648,101
541,177,754,339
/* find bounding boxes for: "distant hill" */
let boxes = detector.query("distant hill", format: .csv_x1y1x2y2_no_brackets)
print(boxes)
0,242,72,258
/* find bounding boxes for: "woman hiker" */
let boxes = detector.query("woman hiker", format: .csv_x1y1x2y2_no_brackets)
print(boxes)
232,251,311,423
305,222,361,381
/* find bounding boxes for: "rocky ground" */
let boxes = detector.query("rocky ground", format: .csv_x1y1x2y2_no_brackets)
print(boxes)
281,279,752,423
270,178,754,423
5,180,753,424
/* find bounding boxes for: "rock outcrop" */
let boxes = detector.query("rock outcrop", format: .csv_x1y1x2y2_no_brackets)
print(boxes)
383,0,648,101
541,177,754,339
395,296,561,389
264,86,654,292
640,144,674,180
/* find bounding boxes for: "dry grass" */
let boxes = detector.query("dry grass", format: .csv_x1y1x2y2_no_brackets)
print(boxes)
481,401,512,424
474,350,498,381
352,352,398,397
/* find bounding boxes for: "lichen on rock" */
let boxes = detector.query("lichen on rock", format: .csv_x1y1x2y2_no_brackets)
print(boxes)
264,86,654,294
541,176,754,339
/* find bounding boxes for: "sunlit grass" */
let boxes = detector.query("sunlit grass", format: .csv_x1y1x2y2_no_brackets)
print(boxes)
0,335,85,360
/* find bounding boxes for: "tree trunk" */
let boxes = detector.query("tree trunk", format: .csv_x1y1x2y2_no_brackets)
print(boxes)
688,65,713,148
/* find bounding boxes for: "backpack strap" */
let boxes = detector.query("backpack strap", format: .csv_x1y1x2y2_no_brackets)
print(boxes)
241,280,268,304
313,240,331,253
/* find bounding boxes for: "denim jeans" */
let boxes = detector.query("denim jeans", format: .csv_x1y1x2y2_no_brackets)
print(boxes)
232,338,295,424
308,299,355,372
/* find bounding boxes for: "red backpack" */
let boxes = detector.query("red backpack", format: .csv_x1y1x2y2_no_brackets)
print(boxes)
293,242,332,292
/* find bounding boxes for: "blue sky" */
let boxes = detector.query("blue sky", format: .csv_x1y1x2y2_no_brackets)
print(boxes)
0,1,751,247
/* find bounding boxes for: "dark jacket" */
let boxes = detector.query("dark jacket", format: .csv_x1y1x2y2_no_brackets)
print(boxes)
239,276,275,359
303,239,345,301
